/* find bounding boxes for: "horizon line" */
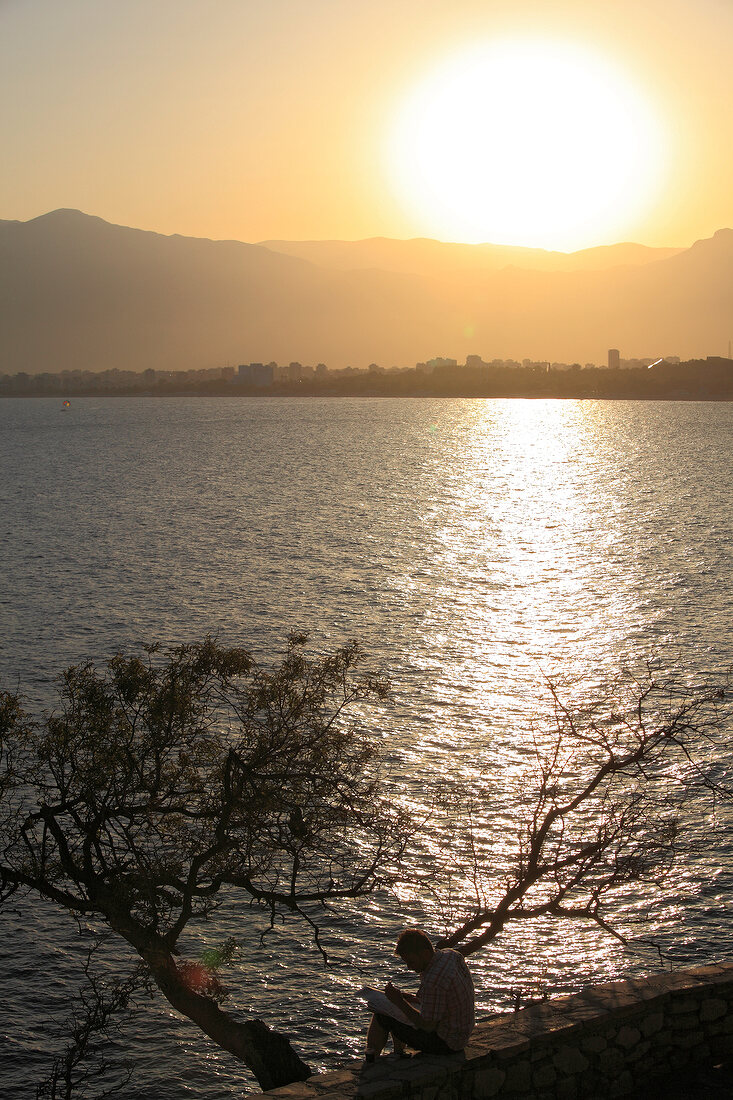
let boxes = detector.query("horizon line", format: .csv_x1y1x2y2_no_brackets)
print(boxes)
2,206,706,255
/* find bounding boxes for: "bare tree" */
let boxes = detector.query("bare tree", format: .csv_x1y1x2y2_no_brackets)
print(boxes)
0,634,408,1091
432,666,732,960
35,937,145,1100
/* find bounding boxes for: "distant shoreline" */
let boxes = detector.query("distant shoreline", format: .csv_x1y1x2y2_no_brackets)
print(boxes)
3,392,732,403
4,358,732,402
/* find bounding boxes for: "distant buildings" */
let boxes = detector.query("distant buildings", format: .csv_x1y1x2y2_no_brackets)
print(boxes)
416,357,458,374
6,350,720,397
238,362,274,386
283,362,304,381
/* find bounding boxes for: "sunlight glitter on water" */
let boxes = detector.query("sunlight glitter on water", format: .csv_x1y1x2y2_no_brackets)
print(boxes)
1,397,731,1096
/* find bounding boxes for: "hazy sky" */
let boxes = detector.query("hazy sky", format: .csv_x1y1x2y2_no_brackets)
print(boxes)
1,0,731,250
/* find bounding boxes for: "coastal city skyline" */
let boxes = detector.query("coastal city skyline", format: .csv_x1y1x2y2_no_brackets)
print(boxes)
7,353,732,402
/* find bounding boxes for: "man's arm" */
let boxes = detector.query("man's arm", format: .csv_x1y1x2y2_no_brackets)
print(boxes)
384,982,436,1032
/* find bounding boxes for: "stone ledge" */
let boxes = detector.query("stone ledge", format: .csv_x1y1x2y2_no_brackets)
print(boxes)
268,962,733,1098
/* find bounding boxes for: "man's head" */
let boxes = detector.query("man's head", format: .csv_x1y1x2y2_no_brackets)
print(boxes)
395,928,435,973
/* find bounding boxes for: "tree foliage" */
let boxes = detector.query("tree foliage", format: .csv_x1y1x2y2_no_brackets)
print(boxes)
0,634,407,1091
2,642,731,1095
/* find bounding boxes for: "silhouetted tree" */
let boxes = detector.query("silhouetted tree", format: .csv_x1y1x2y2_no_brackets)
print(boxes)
2,643,730,1095
35,940,144,1100
0,635,407,1091
431,667,731,962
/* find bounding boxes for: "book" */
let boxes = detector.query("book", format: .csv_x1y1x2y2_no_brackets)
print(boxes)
357,985,416,1026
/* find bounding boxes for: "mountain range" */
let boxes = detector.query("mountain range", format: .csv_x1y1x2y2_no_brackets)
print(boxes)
1,209,731,373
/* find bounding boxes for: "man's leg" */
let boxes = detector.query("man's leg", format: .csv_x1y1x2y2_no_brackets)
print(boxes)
365,1013,388,1060
391,1032,407,1055
370,1013,456,1057
365,1013,410,1061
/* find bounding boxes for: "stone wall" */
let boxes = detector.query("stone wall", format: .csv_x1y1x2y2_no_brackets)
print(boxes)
268,961,733,1099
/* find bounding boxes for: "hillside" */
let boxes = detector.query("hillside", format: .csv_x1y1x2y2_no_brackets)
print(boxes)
258,236,681,278
1,210,730,372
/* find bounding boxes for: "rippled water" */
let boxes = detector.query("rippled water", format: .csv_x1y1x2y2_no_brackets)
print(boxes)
1,397,731,1096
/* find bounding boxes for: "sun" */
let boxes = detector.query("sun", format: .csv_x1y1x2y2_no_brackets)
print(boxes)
386,38,667,250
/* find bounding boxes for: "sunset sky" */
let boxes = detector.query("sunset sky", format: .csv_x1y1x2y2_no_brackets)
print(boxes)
2,0,731,251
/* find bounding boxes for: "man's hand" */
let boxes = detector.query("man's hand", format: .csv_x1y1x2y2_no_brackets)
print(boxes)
384,981,406,1008
384,982,434,1031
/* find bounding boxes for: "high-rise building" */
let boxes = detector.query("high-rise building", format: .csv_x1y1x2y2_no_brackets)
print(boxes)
238,362,274,386
608,348,620,370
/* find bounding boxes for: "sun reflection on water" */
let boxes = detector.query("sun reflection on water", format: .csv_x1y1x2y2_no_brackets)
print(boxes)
3,397,731,1092
372,399,730,1010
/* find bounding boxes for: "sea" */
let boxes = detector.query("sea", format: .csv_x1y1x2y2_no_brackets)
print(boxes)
0,396,731,1097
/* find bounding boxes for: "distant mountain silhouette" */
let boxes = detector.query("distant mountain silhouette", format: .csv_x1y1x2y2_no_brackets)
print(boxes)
1,210,730,372
258,237,681,277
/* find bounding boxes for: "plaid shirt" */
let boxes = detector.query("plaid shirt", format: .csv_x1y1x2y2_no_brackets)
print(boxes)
417,949,475,1050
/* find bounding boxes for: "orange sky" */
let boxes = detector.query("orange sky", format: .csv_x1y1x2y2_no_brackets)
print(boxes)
1,0,731,251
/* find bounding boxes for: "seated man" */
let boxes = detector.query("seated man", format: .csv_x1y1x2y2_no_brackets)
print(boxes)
365,928,475,1061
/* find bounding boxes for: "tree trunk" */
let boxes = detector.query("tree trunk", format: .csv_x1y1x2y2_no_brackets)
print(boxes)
152,978,313,1092
112,919,312,1091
